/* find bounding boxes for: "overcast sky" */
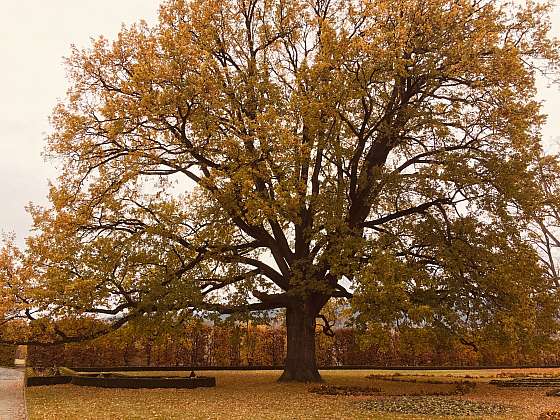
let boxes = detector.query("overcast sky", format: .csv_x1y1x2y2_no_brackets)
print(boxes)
0,1,559,247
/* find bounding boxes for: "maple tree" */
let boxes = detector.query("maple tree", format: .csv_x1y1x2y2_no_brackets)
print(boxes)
1,0,560,381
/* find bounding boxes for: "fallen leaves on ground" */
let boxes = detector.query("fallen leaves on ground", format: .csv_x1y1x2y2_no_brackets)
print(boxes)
25,369,560,419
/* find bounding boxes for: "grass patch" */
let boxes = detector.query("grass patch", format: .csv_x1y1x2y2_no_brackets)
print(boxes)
308,384,381,396
361,396,515,417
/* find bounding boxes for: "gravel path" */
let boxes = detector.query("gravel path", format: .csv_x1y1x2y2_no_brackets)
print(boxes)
0,368,27,420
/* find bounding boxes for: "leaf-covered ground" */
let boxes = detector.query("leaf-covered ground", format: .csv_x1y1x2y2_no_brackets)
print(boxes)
25,369,560,419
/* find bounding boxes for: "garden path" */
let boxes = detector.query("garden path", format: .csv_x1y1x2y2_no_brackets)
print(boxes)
0,368,27,420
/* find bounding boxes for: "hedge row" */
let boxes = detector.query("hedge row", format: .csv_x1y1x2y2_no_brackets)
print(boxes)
27,323,560,368
0,345,16,366
26,375,215,388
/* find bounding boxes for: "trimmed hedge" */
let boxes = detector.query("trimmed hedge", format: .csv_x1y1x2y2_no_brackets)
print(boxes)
27,376,72,387
490,378,560,388
0,344,16,366
70,375,216,389
25,371,216,389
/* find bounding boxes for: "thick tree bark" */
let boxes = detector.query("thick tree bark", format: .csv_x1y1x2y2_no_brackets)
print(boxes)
278,299,323,382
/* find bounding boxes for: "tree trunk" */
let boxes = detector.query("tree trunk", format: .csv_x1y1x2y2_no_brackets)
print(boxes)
278,299,323,382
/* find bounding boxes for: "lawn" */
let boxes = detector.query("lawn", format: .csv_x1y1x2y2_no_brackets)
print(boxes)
25,369,560,419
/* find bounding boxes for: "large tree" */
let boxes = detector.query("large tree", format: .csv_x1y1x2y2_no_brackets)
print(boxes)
1,0,559,381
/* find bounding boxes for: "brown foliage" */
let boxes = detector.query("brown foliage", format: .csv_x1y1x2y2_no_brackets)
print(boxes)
26,323,560,368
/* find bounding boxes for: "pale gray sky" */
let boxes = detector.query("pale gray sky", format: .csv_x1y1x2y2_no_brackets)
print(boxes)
0,1,159,245
0,1,559,247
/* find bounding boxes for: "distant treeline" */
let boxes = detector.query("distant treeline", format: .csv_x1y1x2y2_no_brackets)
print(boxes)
27,322,560,368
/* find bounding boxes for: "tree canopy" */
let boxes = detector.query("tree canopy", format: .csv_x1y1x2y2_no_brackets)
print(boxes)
1,0,560,381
